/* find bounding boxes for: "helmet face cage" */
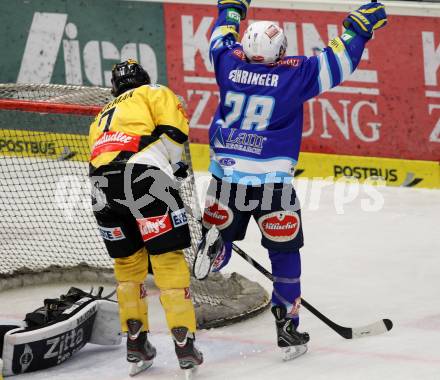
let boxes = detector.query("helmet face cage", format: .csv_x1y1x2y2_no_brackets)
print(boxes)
111,59,151,97
242,22,288,64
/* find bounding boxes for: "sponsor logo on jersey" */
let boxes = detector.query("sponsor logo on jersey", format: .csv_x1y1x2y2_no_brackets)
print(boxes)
91,131,140,160
228,69,279,87
212,126,265,155
218,157,236,167
232,48,246,61
225,129,265,155
202,202,233,230
258,211,300,242
269,57,301,67
171,208,188,228
137,214,172,241
98,226,125,241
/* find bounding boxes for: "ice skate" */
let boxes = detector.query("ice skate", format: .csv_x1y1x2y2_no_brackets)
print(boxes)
272,306,309,361
193,226,224,280
172,327,203,379
126,319,156,376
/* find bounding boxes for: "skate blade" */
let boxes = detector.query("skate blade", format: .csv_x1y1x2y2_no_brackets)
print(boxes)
129,359,154,377
282,344,308,361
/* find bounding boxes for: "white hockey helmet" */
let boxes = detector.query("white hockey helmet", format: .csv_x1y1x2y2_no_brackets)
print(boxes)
242,21,287,64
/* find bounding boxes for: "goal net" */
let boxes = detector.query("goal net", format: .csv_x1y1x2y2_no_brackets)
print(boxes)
0,83,269,329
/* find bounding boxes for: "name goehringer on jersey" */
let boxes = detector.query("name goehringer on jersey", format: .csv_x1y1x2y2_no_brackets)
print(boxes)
228,69,279,87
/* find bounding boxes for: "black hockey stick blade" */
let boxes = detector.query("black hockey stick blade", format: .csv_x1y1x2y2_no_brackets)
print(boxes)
232,243,393,339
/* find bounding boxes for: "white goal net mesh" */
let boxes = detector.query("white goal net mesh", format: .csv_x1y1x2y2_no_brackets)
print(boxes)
0,83,269,329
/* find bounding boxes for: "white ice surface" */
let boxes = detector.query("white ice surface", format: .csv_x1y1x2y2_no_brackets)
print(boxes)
1,175,440,379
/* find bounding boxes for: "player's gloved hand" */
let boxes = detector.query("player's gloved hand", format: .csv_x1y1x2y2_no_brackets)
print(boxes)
172,161,189,179
211,241,232,272
218,0,251,20
343,2,387,39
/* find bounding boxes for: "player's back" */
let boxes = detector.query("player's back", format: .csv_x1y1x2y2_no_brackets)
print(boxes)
89,84,187,173
209,45,308,183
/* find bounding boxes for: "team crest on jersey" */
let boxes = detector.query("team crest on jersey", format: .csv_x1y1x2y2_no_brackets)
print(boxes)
202,202,233,230
258,211,300,242
137,214,172,241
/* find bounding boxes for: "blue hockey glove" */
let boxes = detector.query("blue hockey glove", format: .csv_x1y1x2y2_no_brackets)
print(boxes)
172,161,189,179
218,0,251,20
343,2,387,39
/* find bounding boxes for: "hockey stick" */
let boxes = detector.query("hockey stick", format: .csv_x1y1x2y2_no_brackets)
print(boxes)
181,143,392,339
231,243,393,339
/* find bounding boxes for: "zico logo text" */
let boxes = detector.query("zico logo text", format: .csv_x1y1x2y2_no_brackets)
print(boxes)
0,139,56,155
334,165,398,182
18,12,158,86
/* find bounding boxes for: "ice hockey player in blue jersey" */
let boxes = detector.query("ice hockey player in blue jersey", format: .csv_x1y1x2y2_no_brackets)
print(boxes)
199,0,387,360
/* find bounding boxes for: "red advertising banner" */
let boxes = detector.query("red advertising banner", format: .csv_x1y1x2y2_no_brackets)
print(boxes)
164,4,440,162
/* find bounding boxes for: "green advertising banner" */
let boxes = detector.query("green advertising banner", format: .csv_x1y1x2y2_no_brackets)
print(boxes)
0,0,166,86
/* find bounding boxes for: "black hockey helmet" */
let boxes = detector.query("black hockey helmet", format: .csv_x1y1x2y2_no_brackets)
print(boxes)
111,59,151,97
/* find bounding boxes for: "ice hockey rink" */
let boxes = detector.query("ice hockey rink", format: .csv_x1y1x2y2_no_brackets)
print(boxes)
1,174,439,380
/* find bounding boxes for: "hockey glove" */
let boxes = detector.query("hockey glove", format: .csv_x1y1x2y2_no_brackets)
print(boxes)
172,161,189,179
218,0,251,20
343,2,387,39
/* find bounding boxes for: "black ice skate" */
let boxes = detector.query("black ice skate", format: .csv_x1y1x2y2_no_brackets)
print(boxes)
272,305,310,361
172,326,203,380
126,319,157,377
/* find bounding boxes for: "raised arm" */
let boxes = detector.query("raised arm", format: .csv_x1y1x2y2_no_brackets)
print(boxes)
299,2,387,102
209,0,251,66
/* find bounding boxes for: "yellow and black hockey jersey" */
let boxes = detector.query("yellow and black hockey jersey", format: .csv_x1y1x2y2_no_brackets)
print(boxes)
88,84,189,175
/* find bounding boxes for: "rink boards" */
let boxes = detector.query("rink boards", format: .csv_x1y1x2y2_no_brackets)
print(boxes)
0,129,439,189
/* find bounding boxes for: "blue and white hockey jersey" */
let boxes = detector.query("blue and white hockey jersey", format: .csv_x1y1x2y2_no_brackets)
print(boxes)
208,8,369,183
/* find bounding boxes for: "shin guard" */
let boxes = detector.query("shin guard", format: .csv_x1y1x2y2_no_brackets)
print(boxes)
150,251,197,332
269,250,302,326
114,248,149,332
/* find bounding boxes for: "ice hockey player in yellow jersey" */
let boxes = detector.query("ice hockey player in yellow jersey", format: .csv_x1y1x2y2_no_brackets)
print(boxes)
88,59,203,377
